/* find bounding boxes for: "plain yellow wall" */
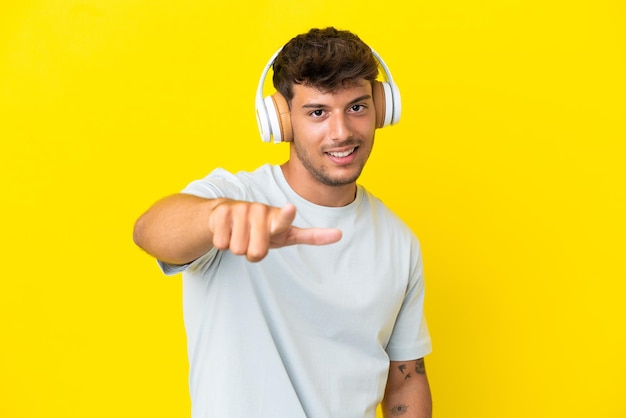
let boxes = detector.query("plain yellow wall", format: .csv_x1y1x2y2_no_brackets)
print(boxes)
1,1,624,417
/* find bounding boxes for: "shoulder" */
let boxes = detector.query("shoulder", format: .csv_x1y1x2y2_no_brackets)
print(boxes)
182,164,282,203
361,188,415,233
358,187,423,261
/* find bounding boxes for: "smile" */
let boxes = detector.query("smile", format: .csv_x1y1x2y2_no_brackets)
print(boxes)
327,148,356,158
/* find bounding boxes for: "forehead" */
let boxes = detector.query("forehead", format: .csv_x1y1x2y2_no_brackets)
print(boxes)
291,79,372,105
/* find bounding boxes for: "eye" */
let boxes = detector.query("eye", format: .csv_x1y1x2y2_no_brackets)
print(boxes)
349,104,366,113
309,109,325,118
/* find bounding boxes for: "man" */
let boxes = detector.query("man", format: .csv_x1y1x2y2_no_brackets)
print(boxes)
134,27,432,418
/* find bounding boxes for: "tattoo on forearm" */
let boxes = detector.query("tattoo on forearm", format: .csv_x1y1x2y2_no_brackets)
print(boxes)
415,358,426,375
387,360,426,416
397,363,412,379
398,359,425,379
389,403,409,416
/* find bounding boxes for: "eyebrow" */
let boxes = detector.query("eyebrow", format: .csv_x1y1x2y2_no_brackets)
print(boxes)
300,94,373,109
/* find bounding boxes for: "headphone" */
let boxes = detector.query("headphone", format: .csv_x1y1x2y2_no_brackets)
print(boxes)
255,47,402,143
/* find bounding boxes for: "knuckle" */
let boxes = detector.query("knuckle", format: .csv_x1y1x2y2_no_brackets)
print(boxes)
248,202,270,217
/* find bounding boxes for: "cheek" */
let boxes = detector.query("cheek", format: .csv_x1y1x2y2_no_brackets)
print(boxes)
292,119,325,141
354,124,376,143
363,114,378,134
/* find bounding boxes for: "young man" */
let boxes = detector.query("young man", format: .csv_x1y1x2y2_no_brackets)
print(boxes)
134,27,432,418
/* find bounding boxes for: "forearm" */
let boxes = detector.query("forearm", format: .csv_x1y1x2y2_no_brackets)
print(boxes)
133,194,222,265
382,359,432,418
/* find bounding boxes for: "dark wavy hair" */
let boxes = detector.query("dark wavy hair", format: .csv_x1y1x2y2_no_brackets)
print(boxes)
272,27,379,103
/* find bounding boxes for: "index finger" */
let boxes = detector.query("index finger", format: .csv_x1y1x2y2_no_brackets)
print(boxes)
284,226,343,246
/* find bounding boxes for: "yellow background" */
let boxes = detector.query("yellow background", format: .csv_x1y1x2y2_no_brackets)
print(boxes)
1,1,624,417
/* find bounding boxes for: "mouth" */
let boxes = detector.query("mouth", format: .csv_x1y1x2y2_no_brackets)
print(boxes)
326,147,356,158
324,146,359,165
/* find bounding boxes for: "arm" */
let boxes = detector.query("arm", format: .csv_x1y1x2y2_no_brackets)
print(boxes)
133,194,342,264
133,193,223,265
382,358,432,418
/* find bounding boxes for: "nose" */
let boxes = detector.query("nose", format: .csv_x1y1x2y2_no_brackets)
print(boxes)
328,113,353,141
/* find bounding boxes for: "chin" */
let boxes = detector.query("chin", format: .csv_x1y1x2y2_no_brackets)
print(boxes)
317,170,363,187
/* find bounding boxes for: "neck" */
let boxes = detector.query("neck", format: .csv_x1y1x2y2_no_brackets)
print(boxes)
280,162,357,207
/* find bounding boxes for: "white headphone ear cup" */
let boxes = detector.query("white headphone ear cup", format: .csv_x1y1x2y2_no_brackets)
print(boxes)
373,81,401,128
370,48,401,127
270,93,292,142
263,93,293,143
256,99,272,142
390,82,402,125
263,95,282,143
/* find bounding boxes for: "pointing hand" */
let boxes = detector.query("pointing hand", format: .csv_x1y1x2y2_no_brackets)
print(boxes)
208,199,342,262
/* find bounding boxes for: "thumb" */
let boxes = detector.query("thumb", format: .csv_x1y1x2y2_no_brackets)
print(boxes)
270,203,297,235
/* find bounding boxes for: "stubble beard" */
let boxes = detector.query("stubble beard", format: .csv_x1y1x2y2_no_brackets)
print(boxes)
293,138,372,187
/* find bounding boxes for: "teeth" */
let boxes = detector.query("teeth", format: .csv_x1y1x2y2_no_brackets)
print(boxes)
328,148,355,158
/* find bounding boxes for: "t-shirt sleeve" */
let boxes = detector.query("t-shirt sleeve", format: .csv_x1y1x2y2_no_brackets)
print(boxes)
156,168,247,275
181,168,249,200
385,236,432,361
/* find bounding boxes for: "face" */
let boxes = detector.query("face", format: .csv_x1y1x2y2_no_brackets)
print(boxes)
288,79,377,189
